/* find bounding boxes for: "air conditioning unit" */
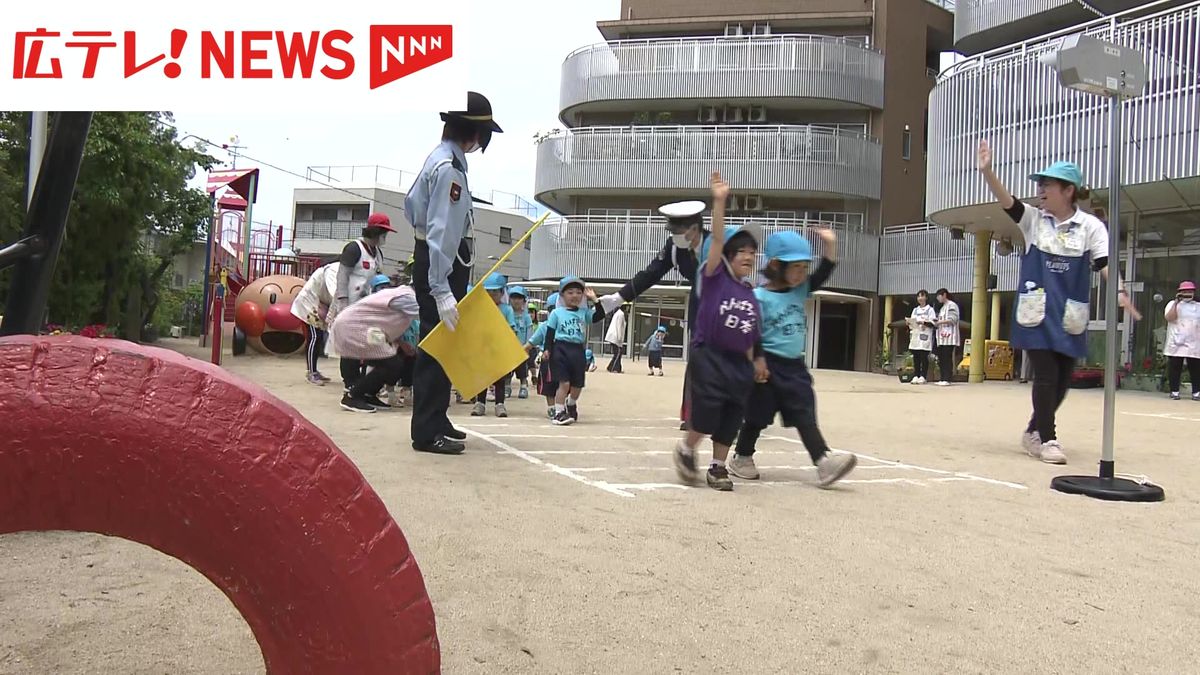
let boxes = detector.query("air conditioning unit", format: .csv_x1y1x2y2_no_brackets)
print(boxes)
744,195,765,212
724,23,744,37
752,23,772,36
727,195,740,212
748,106,767,123
723,106,745,123
698,106,720,123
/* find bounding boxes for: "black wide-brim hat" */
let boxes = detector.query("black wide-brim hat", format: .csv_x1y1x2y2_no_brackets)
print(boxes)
440,91,503,133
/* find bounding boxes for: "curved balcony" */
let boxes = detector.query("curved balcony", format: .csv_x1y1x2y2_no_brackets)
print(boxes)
954,0,1172,55
928,2,1200,237
559,35,884,121
528,215,880,293
534,125,881,213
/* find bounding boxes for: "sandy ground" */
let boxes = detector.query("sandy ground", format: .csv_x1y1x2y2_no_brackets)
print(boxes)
3,338,1200,674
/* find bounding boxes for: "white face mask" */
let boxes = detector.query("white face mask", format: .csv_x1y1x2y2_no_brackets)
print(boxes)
671,233,691,248
377,233,388,246
465,141,481,154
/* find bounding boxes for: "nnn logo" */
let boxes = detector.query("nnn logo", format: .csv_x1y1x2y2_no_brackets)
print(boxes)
369,25,452,89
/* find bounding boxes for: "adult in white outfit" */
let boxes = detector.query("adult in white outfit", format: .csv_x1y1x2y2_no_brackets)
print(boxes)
1164,280,1200,401
327,212,394,389
604,304,627,373
906,289,936,384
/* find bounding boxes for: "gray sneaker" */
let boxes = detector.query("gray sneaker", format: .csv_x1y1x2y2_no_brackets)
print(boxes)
816,453,857,488
728,454,760,480
1039,440,1067,464
706,465,734,491
1022,430,1042,458
495,402,508,418
471,402,486,417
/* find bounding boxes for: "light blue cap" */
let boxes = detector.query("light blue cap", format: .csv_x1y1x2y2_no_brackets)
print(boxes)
764,231,813,263
370,274,391,289
482,272,507,290
546,292,560,307
1029,161,1084,188
657,325,667,333
507,284,527,298
559,275,585,292
700,225,755,260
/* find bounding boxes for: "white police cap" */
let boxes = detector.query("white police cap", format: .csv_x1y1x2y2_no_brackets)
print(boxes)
658,200,706,219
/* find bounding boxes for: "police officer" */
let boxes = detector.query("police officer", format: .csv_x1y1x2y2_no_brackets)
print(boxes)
406,91,503,455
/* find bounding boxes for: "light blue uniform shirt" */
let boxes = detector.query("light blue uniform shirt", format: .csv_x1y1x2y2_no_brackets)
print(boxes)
546,305,594,345
528,322,547,348
755,284,813,360
404,140,473,298
510,307,532,344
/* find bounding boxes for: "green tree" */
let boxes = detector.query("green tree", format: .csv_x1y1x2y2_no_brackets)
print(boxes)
0,112,215,338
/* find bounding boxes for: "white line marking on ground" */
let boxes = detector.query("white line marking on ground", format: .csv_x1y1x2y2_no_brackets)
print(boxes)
763,436,1027,490
484,434,669,440
460,428,635,498
557,465,900,473
1123,411,1200,422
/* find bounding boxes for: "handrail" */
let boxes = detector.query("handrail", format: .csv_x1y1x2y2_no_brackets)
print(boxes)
564,33,880,61
542,124,877,143
940,0,1198,80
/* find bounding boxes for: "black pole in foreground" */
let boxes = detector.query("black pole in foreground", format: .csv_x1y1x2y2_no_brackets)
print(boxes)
0,112,93,337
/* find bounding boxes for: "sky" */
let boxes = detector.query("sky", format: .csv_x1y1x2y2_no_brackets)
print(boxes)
171,1,622,237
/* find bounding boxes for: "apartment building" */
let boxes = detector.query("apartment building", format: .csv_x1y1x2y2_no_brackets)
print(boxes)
532,0,955,370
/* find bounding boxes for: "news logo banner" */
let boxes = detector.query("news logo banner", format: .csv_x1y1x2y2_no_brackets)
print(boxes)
0,0,468,110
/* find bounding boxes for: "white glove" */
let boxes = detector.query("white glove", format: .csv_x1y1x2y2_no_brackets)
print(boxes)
598,292,623,314
435,292,459,331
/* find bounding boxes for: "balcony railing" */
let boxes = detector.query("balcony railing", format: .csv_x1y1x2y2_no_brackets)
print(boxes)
878,224,1020,295
560,34,884,116
529,215,879,293
953,0,1159,54
294,220,368,241
928,1,1200,220
303,165,542,218
535,125,881,212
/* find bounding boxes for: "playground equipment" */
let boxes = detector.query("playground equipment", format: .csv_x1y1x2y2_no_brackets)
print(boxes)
233,274,307,356
0,112,440,672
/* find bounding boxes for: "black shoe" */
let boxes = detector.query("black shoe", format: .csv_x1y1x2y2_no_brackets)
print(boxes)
413,436,465,455
443,425,467,441
551,410,574,426
679,421,688,431
706,465,734,491
363,393,391,409
340,394,376,413
568,404,579,421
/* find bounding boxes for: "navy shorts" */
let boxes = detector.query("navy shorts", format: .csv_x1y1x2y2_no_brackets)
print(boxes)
648,351,663,369
687,344,754,446
743,353,818,430
551,341,587,389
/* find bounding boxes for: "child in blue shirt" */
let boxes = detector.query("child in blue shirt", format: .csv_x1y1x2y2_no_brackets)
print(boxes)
527,275,609,425
528,292,559,419
507,285,534,399
728,229,857,488
644,326,666,376
472,272,518,418
585,347,597,372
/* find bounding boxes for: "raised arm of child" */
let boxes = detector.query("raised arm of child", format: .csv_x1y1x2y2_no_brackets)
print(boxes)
706,171,731,276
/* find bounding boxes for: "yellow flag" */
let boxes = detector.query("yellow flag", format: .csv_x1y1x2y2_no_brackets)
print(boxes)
419,213,550,399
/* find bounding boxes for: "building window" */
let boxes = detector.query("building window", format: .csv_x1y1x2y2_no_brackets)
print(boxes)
902,127,912,161
499,226,512,244
312,206,339,220
351,206,369,221
524,237,531,251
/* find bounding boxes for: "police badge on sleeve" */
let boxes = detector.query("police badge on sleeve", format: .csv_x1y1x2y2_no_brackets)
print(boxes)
450,182,462,202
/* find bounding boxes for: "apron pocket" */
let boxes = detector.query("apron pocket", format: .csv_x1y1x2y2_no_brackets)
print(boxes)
1063,299,1089,335
1016,292,1046,327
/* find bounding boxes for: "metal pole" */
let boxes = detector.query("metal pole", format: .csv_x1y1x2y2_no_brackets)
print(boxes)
27,112,48,208
199,191,217,345
1100,94,1121,479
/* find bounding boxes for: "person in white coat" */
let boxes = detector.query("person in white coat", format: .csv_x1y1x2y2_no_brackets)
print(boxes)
933,288,960,386
290,261,339,385
906,290,937,384
604,304,627,373
1165,280,1200,401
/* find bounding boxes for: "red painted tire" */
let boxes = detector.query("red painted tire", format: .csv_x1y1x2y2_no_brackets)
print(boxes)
0,336,439,673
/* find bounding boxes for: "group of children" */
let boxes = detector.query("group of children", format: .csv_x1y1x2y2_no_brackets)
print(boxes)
671,172,858,491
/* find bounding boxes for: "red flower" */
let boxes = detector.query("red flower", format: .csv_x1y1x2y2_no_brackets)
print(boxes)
1142,357,1153,370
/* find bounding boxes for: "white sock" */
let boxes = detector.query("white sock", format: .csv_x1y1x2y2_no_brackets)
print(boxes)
555,404,565,413
711,459,725,469
566,396,576,406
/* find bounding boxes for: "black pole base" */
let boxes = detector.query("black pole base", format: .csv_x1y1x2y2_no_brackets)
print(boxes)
1051,475,1165,502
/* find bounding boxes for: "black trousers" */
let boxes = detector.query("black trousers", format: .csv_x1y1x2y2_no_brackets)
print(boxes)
340,357,364,389
399,354,416,388
306,325,327,374
911,349,930,379
1025,349,1076,442
349,354,406,399
410,238,471,445
735,355,829,464
1167,356,1200,393
606,343,624,372
475,375,507,404
936,344,956,382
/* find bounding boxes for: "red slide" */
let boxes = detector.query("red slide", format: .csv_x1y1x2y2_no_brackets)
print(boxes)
0,335,439,674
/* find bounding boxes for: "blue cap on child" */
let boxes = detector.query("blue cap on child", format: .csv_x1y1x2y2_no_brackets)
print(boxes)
482,272,508,290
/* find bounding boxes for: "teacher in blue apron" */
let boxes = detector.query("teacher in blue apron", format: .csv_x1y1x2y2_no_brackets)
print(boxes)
977,140,1138,466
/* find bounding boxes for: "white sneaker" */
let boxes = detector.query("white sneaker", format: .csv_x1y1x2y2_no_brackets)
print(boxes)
1039,440,1067,465
910,376,922,385
728,454,760,480
816,453,857,488
1021,431,1042,458
935,381,951,387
